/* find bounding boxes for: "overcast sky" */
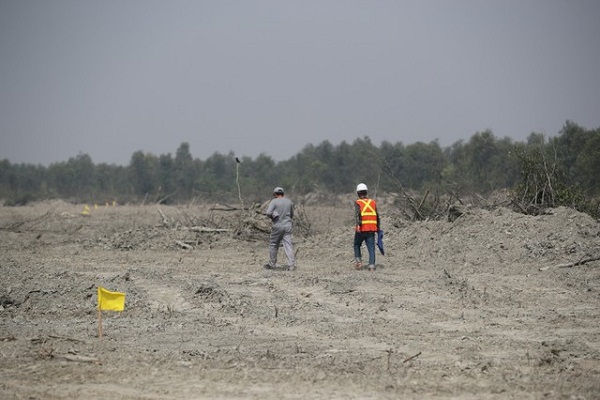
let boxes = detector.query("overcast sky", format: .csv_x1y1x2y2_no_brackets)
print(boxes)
1,0,599,166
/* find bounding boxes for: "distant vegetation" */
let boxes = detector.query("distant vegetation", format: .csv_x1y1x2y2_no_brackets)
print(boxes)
1,120,599,218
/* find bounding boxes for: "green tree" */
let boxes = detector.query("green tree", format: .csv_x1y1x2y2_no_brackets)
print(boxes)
509,132,598,217
3,162,47,204
377,140,407,190
242,153,277,199
96,163,129,203
552,121,600,195
403,141,445,190
349,136,380,190
157,153,175,198
129,151,159,198
199,151,236,197
446,131,518,193
46,153,96,201
174,142,195,198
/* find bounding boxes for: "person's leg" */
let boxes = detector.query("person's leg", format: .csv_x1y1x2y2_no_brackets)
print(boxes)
282,225,295,269
353,233,364,268
365,232,376,268
268,226,284,268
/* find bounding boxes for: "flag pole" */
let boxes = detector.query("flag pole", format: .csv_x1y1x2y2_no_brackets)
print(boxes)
98,308,103,340
96,286,125,339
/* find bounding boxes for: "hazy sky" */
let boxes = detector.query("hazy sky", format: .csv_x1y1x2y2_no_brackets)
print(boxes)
1,0,599,166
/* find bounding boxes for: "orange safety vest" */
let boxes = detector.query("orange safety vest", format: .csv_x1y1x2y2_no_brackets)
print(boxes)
356,198,378,232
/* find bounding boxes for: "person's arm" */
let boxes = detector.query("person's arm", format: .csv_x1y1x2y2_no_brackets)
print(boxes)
266,200,275,219
354,201,361,230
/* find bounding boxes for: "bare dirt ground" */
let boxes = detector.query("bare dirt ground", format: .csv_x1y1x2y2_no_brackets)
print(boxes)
1,198,599,399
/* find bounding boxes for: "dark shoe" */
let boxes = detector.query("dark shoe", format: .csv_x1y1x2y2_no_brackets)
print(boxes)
263,264,273,270
287,265,296,271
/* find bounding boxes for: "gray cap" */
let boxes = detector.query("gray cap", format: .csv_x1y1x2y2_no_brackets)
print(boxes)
273,187,284,194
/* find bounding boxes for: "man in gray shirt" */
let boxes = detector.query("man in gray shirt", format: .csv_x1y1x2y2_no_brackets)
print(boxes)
264,187,296,271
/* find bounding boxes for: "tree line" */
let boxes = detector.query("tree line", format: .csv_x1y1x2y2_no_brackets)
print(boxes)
1,121,598,212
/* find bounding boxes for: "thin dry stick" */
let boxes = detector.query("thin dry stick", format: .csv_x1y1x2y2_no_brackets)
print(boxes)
53,353,101,363
403,351,422,363
236,163,244,210
48,335,85,343
540,254,600,271
98,309,103,340
386,348,393,371
374,171,380,200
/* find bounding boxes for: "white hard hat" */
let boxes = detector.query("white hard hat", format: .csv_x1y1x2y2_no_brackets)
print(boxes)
356,183,368,192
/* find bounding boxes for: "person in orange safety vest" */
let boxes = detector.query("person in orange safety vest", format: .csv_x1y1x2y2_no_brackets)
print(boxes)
353,183,380,271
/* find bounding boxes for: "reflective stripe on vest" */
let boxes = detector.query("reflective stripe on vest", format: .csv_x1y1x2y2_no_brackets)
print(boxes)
357,199,378,232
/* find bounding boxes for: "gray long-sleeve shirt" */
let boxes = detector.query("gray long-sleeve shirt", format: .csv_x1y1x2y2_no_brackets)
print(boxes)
266,197,294,227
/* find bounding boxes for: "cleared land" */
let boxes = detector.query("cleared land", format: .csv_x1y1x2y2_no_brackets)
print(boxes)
1,199,599,399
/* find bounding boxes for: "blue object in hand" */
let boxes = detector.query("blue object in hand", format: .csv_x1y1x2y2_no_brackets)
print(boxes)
377,230,385,255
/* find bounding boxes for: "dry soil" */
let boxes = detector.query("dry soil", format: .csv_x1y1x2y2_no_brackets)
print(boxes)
1,199,599,399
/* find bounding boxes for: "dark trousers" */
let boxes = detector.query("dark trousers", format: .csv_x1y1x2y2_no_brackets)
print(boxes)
354,231,376,266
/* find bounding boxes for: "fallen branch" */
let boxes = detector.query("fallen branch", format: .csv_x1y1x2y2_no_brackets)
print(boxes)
0,210,52,231
403,351,422,363
53,353,101,364
539,255,600,271
210,203,240,211
330,289,355,295
189,227,230,233
157,208,169,225
48,335,85,343
175,240,192,250
156,191,177,205
0,221,25,231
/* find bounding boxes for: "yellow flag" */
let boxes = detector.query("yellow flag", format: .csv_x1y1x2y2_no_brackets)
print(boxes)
97,287,125,311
